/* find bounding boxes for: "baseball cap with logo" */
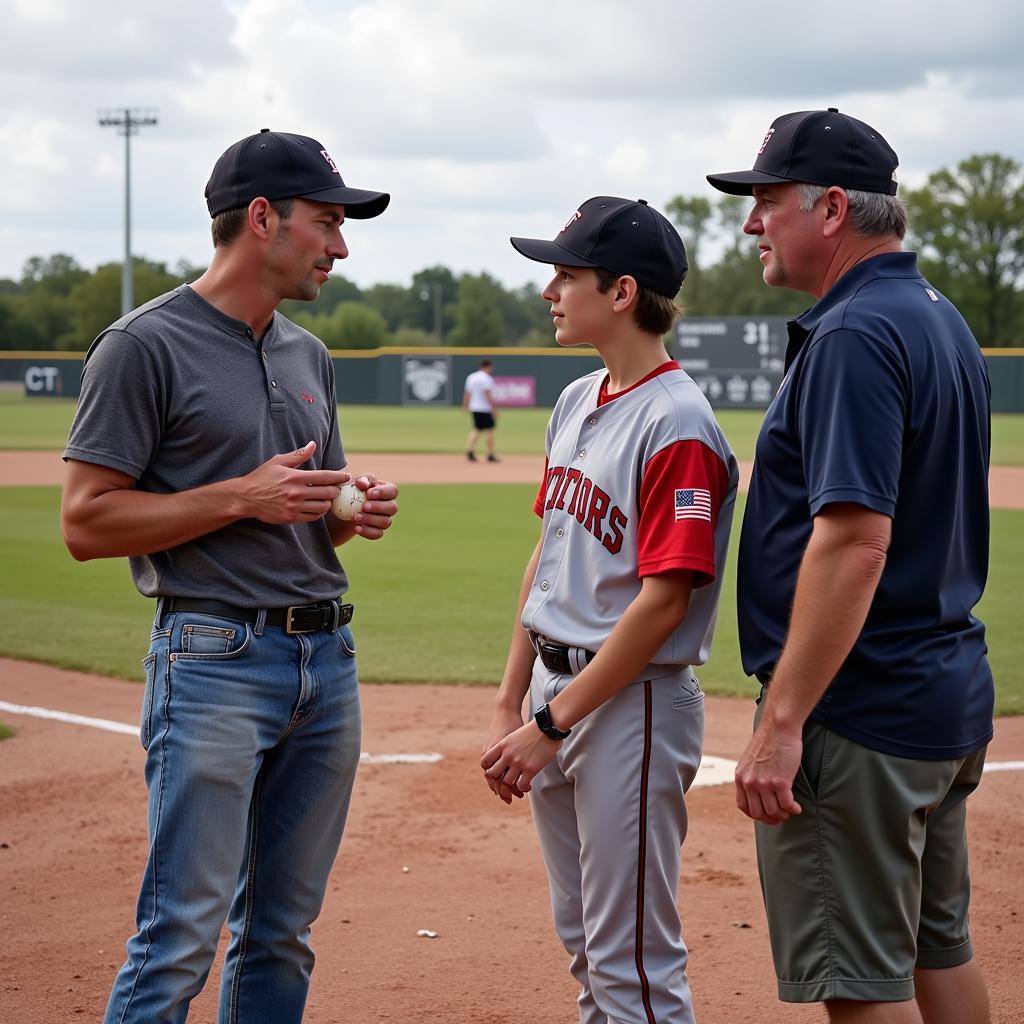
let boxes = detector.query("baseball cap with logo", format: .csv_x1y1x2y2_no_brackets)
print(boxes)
510,196,687,298
706,108,899,196
205,128,390,218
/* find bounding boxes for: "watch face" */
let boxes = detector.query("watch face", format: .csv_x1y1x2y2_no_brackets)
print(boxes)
535,704,569,739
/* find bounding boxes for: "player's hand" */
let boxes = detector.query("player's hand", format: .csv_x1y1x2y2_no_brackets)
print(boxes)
482,707,526,803
241,441,350,524
734,721,803,825
481,719,559,803
350,474,399,539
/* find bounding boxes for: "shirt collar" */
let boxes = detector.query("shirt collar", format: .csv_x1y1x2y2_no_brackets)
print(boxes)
785,251,921,368
180,284,279,345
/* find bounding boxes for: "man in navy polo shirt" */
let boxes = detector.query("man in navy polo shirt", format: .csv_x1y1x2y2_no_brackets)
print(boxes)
708,110,993,1023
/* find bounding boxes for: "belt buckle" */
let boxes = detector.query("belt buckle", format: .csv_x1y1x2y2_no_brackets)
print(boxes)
286,604,317,635
538,638,571,674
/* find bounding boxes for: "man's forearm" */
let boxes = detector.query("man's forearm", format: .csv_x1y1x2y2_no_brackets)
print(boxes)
761,508,890,730
62,478,249,560
548,573,692,730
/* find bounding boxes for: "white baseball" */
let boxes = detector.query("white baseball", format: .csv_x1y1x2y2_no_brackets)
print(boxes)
331,481,367,520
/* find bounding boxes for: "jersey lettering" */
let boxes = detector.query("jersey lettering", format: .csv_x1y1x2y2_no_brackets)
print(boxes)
543,466,629,554
544,466,566,511
557,467,583,511
574,478,592,524
603,507,627,554
565,470,586,517
584,484,611,539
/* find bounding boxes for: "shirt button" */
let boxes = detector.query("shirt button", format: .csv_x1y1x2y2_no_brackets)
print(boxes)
578,449,586,459
589,417,597,426
271,380,278,388
540,580,550,591
262,351,268,361
556,528,564,538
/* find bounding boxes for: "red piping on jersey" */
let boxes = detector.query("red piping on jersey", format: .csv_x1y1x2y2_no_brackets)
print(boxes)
635,680,656,1023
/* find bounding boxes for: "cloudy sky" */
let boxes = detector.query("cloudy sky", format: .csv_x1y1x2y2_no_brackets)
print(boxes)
2,0,1023,292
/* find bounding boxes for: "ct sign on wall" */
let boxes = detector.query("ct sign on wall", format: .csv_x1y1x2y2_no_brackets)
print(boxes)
24,366,64,397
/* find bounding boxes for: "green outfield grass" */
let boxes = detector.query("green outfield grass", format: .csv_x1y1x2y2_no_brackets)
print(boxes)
0,485,1021,714
0,394,763,461
4,394,1024,466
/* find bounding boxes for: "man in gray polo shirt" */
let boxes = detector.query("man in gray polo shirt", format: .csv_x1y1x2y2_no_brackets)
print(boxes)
62,129,398,1024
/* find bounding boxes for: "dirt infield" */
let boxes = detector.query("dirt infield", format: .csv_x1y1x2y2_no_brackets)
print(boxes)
6,451,1024,508
1,660,1023,1023
2,452,1023,1020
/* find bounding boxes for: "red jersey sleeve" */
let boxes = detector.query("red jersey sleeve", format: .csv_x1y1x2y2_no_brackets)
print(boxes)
637,439,730,584
533,456,550,518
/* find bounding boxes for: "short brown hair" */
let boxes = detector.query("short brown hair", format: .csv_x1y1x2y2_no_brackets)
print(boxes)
210,197,296,248
594,268,682,336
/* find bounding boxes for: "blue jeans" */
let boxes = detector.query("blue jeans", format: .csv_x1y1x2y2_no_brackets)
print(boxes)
104,609,362,1024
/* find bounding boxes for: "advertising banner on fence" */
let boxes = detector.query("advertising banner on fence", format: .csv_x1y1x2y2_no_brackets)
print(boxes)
492,376,536,407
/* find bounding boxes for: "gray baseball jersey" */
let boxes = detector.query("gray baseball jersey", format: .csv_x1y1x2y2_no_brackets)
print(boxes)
523,361,737,1024
523,363,738,670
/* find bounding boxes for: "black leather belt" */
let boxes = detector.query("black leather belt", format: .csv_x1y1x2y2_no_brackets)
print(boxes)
164,597,353,634
534,635,595,675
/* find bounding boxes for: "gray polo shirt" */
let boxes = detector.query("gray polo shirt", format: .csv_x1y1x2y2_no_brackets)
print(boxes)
64,285,348,605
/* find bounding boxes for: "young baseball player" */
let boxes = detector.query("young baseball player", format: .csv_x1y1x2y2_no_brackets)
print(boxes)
482,196,738,1024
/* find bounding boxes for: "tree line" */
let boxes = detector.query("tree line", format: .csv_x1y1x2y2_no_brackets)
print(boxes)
2,152,1021,351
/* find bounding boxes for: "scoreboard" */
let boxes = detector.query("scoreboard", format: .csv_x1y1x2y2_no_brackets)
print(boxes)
674,316,789,408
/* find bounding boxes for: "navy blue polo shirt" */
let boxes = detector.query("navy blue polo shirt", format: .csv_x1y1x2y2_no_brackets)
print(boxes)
738,252,993,759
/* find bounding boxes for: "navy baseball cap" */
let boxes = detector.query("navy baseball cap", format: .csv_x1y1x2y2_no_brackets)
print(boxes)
205,129,390,218
510,196,688,298
706,109,899,196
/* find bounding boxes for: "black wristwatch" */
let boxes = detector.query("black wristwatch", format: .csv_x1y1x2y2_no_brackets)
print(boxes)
534,703,571,740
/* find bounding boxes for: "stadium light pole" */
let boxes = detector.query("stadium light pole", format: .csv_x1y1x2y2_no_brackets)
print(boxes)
419,283,443,340
97,107,159,316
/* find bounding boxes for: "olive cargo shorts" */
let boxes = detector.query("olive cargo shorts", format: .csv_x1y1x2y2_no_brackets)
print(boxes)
753,705,986,1003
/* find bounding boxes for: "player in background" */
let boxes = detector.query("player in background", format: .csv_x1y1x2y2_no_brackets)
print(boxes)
481,197,738,1024
463,358,499,462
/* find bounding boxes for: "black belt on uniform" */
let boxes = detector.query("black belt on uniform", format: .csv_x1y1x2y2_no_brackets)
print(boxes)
534,634,595,675
164,597,353,634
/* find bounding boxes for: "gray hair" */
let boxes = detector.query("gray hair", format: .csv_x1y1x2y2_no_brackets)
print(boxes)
796,183,907,240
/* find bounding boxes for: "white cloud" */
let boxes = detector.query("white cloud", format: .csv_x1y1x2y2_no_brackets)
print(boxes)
0,0,1022,288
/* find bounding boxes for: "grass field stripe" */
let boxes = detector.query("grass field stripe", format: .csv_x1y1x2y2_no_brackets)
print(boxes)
0,701,444,763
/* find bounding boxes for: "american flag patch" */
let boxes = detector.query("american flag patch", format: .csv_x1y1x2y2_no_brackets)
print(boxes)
674,488,711,522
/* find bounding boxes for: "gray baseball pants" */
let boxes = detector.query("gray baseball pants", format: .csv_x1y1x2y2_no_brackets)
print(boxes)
529,660,705,1024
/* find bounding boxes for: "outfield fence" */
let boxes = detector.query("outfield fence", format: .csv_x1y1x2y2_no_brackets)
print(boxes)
4,346,1024,412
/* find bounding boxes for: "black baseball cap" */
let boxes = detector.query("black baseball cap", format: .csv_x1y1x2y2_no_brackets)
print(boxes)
510,196,687,298
706,108,899,196
205,129,390,218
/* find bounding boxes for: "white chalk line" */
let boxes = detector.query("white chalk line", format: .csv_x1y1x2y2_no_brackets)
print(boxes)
0,700,137,735
0,700,441,765
3,701,1021,783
